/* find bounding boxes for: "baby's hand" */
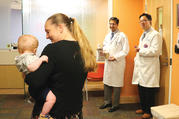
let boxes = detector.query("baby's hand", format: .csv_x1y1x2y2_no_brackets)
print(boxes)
40,55,48,63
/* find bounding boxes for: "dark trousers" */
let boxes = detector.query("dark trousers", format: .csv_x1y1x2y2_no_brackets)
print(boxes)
138,84,158,114
104,84,121,107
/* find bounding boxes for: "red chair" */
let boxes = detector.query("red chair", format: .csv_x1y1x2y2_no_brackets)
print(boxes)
87,62,104,81
84,62,104,101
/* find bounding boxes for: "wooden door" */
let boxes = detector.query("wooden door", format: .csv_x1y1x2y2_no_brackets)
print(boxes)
147,0,171,105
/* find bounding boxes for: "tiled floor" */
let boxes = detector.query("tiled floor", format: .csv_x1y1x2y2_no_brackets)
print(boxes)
0,92,146,119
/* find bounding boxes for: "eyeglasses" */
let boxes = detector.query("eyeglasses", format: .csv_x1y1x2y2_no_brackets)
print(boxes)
139,20,149,23
109,23,117,26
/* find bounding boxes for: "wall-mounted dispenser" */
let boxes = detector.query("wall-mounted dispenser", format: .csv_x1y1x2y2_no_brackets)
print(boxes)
175,33,179,54
175,45,179,54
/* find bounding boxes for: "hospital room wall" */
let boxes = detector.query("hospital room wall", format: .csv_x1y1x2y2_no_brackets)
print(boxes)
112,0,179,105
112,0,144,100
139,0,179,105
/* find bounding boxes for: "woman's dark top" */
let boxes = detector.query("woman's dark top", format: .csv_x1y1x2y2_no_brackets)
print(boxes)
25,40,87,118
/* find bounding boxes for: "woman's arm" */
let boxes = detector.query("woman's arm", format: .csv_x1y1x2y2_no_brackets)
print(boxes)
25,45,54,91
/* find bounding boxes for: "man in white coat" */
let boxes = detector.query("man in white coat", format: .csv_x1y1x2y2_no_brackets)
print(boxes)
132,13,162,119
99,17,129,112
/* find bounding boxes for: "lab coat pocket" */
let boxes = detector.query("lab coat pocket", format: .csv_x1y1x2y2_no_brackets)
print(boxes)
140,57,155,74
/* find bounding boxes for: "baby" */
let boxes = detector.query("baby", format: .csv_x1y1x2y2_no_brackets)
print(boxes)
15,34,55,119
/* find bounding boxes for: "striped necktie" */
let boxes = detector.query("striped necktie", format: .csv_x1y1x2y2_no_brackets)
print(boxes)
141,33,146,40
111,32,114,40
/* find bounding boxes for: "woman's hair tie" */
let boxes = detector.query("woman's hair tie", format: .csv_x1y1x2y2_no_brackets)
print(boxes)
69,17,74,24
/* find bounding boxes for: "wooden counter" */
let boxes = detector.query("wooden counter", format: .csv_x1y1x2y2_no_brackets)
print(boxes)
0,49,19,65
0,50,24,94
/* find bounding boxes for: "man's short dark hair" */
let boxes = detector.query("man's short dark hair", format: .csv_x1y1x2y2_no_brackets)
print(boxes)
139,13,152,21
109,17,119,24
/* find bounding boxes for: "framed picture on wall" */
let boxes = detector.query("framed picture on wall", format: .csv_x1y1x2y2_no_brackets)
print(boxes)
177,4,179,27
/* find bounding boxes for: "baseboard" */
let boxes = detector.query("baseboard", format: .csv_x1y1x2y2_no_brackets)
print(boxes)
84,81,139,104
0,88,24,94
120,96,139,104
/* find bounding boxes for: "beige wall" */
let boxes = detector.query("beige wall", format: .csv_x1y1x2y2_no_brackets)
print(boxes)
86,0,109,52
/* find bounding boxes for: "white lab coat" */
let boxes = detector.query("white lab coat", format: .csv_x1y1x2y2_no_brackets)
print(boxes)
132,27,162,87
103,30,129,87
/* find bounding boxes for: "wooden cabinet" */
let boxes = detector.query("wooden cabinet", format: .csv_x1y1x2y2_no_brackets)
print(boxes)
0,65,24,88
0,50,24,94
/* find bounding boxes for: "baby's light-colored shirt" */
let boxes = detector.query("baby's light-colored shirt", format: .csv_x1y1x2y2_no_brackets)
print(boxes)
15,53,39,75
